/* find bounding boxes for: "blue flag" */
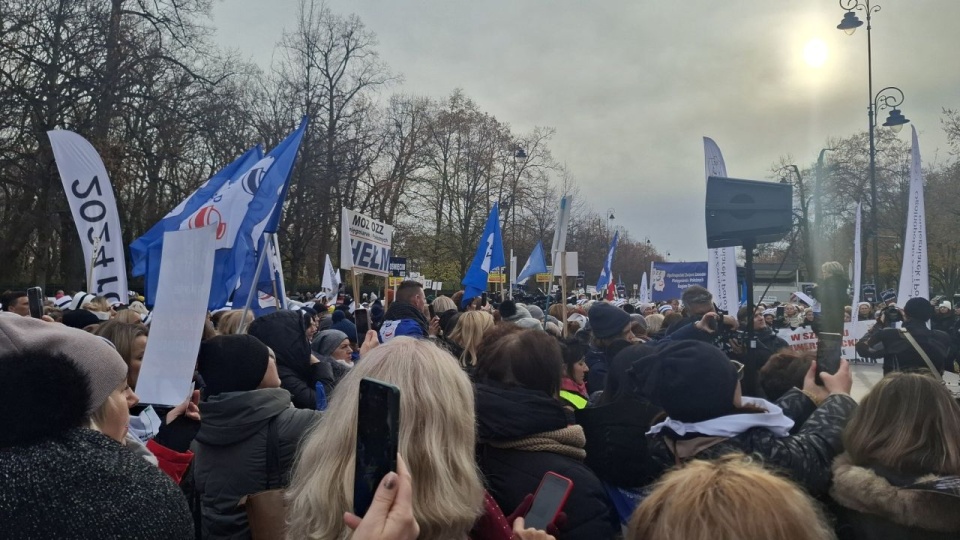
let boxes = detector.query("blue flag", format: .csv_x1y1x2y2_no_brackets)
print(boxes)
596,230,619,291
231,117,309,315
461,203,505,307
129,145,264,306
517,241,547,284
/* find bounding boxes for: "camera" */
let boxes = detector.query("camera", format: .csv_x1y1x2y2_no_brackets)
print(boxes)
884,305,901,324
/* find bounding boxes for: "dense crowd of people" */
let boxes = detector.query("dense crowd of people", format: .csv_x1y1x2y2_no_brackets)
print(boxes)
3,274,960,539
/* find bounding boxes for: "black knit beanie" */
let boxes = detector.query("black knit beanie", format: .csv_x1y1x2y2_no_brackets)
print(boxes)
904,297,934,323
198,334,270,398
588,302,631,339
639,340,739,423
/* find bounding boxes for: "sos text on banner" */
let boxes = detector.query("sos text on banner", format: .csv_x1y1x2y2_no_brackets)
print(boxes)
340,208,394,276
48,130,129,305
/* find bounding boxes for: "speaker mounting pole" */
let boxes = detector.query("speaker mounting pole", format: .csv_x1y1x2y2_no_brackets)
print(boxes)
744,239,756,352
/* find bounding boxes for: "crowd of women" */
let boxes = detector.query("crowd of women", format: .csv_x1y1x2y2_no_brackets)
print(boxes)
2,280,960,539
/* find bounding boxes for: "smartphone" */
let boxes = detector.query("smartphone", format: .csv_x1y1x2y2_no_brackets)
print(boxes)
776,306,785,318
428,303,436,319
355,308,370,338
27,287,44,319
525,472,574,530
481,292,488,307
353,378,401,518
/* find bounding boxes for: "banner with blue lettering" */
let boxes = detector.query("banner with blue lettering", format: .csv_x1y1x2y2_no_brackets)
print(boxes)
650,261,708,302
340,208,394,277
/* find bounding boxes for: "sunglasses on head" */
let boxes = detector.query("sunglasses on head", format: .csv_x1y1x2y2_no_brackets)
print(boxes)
730,360,745,381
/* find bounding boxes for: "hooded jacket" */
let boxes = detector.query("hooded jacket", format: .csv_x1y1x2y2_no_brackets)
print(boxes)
248,310,334,409
831,453,960,539
645,388,856,497
191,388,321,539
475,382,619,540
0,428,193,539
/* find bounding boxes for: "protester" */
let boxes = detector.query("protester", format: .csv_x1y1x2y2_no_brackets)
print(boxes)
627,455,836,540
215,309,253,335
311,328,354,384
432,295,457,315
94,321,148,389
559,338,590,410
474,324,620,539
585,302,635,393
759,349,814,401
286,337,487,539
248,309,335,409
830,372,960,539
637,338,856,497
932,300,956,333
664,285,714,336
856,301,874,321
192,334,321,538
643,313,664,336
0,315,193,539
0,290,29,316
728,305,789,398
855,296,952,374
784,302,804,328
380,280,435,342
448,310,495,369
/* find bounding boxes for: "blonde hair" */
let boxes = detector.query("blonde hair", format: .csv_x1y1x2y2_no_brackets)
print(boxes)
644,313,665,334
86,296,111,313
217,309,252,335
431,295,457,314
628,455,835,540
821,260,845,278
285,337,484,539
844,372,960,476
113,309,142,324
448,311,494,367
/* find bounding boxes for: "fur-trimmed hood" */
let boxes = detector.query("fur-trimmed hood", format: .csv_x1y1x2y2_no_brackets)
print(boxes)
831,453,960,533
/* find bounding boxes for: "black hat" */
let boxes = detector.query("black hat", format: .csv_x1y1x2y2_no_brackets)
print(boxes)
904,297,934,323
588,302,631,339
61,309,102,330
198,335,270,397
638,340,739,423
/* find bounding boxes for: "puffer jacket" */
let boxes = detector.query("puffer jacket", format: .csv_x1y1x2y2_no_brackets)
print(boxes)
575,397,662,488
645,388,856,497
192,388,321,539
475,381,619,540
831,453,960,539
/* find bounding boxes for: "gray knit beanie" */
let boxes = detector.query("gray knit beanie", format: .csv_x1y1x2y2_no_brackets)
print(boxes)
0,314,127,414
312,329,349,357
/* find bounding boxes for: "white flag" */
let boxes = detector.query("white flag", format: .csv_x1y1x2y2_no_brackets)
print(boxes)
322,254,341,292
897,126,929,303
704,137,739,312
551,195,573,260
48,130,129,305
640,272,650,304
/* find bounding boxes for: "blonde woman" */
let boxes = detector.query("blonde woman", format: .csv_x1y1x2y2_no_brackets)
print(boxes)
286,337,485,540
831,373,960,538
448,311,494,368
216,309,253,335
431,295,457,315
94,321,148,390
628,455,836,540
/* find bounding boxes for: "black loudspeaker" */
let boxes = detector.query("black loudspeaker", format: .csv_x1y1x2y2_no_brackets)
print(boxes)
705,176,793,248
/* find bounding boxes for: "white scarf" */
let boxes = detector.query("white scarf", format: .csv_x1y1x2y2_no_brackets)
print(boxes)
647,396,794,438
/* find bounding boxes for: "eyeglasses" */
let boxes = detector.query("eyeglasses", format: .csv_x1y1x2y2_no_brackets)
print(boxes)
730,360,745,381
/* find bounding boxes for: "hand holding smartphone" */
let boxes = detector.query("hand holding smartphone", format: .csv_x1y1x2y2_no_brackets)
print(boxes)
524,472,574,531
27,287,44,319
353,378,401,518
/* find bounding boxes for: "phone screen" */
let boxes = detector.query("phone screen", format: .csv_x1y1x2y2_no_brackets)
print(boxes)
776,306,785,318
353,378,400,518
481,292,488,307
27,287,44,319
525,472,574,530
355,309,370,337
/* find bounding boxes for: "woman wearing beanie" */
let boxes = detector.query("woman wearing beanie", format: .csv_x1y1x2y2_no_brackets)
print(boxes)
248,310,336,409
0,316,193,539
311,328,354,384
474,324,619,539
559,338,590,410
192,334,321,538
638,337,857,497
585,302,636,393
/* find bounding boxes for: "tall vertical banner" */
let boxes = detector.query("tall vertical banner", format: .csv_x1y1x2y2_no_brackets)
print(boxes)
704,137,739,312
639,272,650,304
48,130,128,305
136,226,217,406
596,231,619,293
551,195,573,264
897,126,929,304
340,208,394,276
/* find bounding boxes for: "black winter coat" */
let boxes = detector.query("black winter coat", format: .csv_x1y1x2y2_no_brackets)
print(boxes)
855,320,951,375
584,347,609,395
575,397,662,488
248,310,335,409
475,382,619,540
646,388,856,497
192,388,321,538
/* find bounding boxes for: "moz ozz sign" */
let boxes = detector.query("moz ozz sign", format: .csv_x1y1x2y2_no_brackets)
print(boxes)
340,208,394,277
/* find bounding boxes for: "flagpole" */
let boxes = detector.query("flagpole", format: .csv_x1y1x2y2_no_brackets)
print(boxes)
383,276,389,311
238,244,271,333
269,234,281,309
560,252,568,338
351,269,361,313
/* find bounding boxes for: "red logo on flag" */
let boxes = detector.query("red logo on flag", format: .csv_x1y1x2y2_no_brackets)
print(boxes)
190,205,226,240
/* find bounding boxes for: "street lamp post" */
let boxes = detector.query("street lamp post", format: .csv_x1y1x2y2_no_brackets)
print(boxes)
606,208,615,246
836,0,910,289
509,145,527,299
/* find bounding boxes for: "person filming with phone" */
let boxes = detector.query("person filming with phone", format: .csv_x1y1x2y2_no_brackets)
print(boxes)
855,297,952,375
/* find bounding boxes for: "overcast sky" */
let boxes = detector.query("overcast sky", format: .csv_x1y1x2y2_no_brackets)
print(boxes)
211,0,960,262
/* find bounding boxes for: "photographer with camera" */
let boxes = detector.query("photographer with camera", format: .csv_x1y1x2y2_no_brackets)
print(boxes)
855,297,952,375
663,286,720,336
728,306,789,398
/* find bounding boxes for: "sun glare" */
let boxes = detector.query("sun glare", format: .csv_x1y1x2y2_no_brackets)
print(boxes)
803,38,828,68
